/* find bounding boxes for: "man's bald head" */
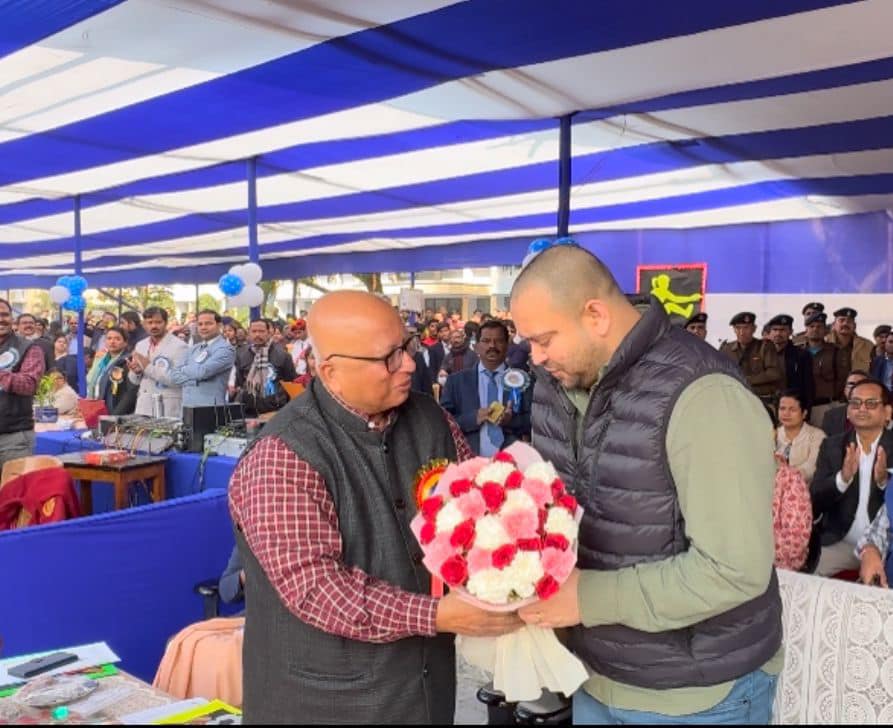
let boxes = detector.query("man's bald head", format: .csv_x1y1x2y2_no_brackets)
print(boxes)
512,245,624,313
307,291,402,360
309,291,415,416
510,245,639,390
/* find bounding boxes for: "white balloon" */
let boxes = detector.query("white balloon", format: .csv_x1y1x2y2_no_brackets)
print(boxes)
49,285,70,304
227,291,248,308
229,264,245,278
241,262,263,285
243,285,265,308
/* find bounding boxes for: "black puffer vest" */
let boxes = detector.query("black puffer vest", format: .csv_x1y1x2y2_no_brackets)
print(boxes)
0,334,36,434
532,301,782,689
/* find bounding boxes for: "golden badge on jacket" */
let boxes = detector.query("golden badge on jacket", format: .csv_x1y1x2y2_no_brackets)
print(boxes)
110,366,124,395
413,459,449,509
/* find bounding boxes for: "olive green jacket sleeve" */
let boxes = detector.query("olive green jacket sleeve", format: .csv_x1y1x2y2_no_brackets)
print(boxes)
578,373,777,632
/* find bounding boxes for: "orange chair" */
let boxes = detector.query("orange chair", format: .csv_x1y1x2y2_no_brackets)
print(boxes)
281,381,305,401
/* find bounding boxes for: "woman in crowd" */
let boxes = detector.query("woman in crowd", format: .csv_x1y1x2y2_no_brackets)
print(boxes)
87,327,137,414
776,390,826,484
48,369,80,416
295,346,317,388
53,334,79,390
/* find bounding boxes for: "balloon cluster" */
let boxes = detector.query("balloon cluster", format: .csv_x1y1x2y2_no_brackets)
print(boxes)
49,275,89,312
521,236,577,268
218,262,264,308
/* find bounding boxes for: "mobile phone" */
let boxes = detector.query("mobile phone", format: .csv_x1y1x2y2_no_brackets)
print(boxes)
8,651,78,679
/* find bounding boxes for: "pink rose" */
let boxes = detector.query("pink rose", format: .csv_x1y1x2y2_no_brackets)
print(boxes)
521,478,553,509
421,532,455,575
466,546,493,575
456,489,488,521
501,507,539,541
436,463,467,496
457,457,490,481
541,546,576,584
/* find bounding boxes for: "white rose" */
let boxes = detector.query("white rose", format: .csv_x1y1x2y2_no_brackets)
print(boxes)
545,506,579,542
475,461,516,486
467,568,513,605
474,515,511,550
504,551,544,598
503,488,536,514
524,461,558,484
435,500,465,534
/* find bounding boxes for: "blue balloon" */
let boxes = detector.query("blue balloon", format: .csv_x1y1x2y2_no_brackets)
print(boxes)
527,237,552,255
56,275,71,289
67,275,88,295
553,236,577,247
64,295,86,313
218,273,245,297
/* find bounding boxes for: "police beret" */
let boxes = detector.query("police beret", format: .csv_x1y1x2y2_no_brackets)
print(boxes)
802,302,824,315
834,307,858,320
685,312,707,327
729,312,756,326
875,325,892,338
767,314,794,328
806,312,828,326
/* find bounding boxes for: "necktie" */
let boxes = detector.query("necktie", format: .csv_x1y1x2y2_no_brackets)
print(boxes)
486,370,505,449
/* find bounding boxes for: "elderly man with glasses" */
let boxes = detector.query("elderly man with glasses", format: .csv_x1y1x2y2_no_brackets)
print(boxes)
229,291,521,725
811,377,893,576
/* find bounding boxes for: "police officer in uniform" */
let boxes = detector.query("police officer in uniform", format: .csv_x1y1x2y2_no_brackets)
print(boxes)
684,312,708,341
720,312,782,416
766,314,814,408
826,307,874,380
872,324,892,360
798,312,845,427
793,302,824,347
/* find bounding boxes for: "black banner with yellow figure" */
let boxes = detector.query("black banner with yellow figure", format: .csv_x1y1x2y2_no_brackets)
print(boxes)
635,264,707,325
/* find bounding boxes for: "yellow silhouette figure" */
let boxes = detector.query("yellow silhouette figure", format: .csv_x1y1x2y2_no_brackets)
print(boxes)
649,274,702,318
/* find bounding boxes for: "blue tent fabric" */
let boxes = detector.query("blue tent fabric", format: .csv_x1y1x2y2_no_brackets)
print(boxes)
0,489,234,682
1,1,893,287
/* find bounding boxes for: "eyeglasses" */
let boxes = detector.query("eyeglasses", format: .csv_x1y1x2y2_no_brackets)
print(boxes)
848,398,884,410
325,336,413,374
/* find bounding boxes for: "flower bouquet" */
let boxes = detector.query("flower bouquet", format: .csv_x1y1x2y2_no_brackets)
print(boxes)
410,442,588,701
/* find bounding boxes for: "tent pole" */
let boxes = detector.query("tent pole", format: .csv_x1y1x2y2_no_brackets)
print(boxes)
74,195,86,397
557,113,573,238
117,288,123,319
247,157,260,321
292,278,298,318
195,283,200,314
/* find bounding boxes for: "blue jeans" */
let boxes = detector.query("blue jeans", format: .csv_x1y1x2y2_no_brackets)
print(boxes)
573,669,778,725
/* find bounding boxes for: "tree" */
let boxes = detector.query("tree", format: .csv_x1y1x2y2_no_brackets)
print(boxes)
114,286,176,315
197,293,220,313
259,280,279,318
354,273,383,293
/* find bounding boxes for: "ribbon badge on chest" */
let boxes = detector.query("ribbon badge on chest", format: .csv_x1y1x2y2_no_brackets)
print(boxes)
109,366,124,396
0,349,20,371
194,347,210,364
503,368,531,410
265,364,278,397
153,355,171,389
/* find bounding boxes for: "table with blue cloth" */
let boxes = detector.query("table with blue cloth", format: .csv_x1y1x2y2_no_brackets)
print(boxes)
35,430,238,513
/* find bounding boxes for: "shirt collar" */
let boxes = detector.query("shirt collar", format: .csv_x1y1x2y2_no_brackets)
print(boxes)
479,362,507,377
199,335,221,347
326,385,397,432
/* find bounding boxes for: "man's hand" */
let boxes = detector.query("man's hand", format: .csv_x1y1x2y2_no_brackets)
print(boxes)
127,357,143,374
435,592,524,637
476,408,491,426
841,442,860,484
131,351,149,370
874,446,889,488
518,569,582,629
860,545,888,588
498,403,514,427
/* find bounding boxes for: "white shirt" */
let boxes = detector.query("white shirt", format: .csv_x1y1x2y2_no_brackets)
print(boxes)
291,338,311,375
837,432,882,545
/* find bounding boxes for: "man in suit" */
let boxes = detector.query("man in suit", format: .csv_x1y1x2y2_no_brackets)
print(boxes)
128,307,189,418
425,321,451,379
767,314,814,409
440,320,532,456
149,310,235,408
812,378,893,576
821,370,870,437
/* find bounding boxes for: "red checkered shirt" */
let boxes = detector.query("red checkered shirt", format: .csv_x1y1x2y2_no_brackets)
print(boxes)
0,339,45,396
229,398,473,643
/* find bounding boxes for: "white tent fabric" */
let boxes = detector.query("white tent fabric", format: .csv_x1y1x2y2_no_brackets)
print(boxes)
2,0,893,284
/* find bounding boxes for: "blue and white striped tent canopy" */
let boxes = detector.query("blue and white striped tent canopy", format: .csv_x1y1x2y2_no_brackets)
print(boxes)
2,0,893,288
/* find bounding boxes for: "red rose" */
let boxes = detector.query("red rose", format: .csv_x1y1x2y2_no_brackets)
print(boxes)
492,544,518,570
450,519,476,550
558,494,578,513
504,470,523,490
516,538,543,552
449,478,473,497
493,451,516,465
440,556,468,587
535,575,560,600
544,533,570,551
481,482,506,511
420,521,436,545
550,479,565,500
421,495,444,521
